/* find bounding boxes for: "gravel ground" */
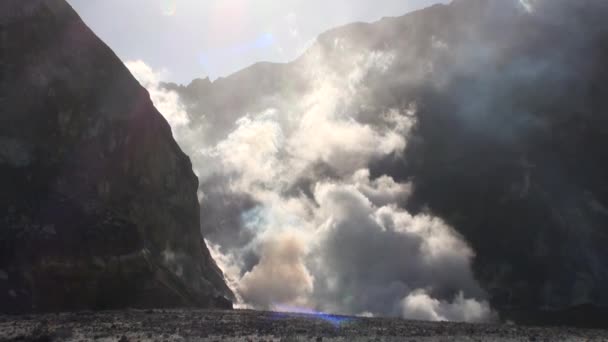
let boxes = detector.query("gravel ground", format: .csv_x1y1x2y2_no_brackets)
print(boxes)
0,309,607,341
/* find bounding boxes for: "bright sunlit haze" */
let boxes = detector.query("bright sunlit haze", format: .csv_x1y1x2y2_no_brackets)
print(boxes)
66,0,447,83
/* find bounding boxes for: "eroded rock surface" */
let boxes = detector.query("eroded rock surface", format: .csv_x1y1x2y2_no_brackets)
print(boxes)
0,0,232,312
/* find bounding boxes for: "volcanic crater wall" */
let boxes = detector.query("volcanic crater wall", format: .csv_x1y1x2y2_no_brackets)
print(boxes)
0,0,232,312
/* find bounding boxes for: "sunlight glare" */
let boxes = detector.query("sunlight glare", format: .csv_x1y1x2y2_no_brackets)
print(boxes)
161,0,177,16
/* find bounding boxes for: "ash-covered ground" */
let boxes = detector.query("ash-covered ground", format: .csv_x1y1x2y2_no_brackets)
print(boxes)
0,309,607,342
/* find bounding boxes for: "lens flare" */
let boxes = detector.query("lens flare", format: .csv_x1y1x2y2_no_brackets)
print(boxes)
161,0,177,16
271,305,352,327
518,0,534,13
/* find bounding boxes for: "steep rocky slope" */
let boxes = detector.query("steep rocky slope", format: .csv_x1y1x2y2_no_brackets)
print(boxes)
164,0,608,325
0,0,232,312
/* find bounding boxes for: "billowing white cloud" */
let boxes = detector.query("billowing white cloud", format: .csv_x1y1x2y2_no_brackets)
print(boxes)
126,52,494,323
239,233,314,308
308,179,489,319
125,60,189,128
352,169,412,207
401,290,494,323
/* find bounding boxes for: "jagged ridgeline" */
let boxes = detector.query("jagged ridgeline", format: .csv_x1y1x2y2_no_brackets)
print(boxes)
0,0,233,312
163,0,608,326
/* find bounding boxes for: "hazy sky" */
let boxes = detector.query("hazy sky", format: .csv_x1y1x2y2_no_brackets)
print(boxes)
66,0,446,83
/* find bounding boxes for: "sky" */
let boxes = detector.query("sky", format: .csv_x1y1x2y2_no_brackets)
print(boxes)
66,0,446,84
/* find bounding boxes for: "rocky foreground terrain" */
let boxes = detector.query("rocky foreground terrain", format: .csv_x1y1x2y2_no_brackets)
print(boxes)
0,309,607,342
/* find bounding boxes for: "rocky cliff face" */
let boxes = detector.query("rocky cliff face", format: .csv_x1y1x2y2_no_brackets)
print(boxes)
164,0,608,325
0,0,232,313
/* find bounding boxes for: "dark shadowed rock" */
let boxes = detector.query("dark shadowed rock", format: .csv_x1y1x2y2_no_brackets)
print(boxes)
0,0,232,312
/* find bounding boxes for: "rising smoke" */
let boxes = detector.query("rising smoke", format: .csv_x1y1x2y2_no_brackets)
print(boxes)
126,38,494,321
126,0,607,322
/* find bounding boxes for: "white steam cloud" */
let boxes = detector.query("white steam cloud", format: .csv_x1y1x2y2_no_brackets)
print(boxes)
126,39,494,322
401,290,493,323
124,60,189,128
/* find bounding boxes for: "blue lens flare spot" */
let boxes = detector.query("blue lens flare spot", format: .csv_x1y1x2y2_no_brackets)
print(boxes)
271,305,353,328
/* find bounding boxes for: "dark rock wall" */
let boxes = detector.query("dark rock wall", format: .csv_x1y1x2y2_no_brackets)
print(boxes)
0,0,232,313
